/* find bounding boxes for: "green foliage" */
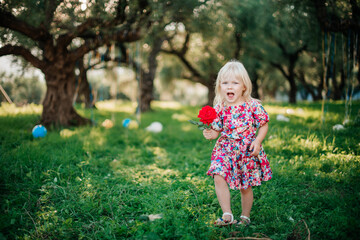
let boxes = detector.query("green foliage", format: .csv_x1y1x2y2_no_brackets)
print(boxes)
158,55,184,84
0,100,359,239
0,74,45,105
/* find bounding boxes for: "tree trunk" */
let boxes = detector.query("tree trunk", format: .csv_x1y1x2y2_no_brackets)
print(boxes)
139,37,164,112
251,72,260,99
139,72,154,112
206,74,217,106
298,71,322,101
331,73,342,100
77,73,93,108
74,58,94,108
0,1,149,128
207,86,215,106
288,75,297,104
271,43,306,104
41,62,90,127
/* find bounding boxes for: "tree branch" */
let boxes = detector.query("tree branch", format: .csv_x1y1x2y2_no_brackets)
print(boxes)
44,0,62,28
57,18,104,48
180,32,190,56
270,61,289,78
295,44,307,56
276,42,306,68
64,0,152,60
58,1,151,47
296,70,317,98
161,31,205,84
69,25,142,62
0,8,51,42
162,48,203,82
0,45,45,70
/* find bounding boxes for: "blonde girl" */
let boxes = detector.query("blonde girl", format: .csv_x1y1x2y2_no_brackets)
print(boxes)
203,60,272,226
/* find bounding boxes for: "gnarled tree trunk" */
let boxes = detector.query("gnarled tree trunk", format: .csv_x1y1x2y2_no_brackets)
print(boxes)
0,0,150,128
41,59,91,127
140,72,155,112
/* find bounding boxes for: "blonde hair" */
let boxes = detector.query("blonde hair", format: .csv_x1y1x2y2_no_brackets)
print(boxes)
213,60,253,107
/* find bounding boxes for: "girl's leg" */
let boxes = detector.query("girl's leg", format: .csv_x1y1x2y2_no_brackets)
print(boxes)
240,187,253,218
214,175,232,221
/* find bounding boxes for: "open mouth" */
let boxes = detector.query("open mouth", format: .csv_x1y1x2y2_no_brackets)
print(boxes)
227,92,235,98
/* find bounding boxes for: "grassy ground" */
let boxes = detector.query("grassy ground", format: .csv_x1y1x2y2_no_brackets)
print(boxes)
0,100,359,240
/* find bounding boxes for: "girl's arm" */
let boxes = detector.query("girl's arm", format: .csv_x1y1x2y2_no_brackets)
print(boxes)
250,122,268,156
203,129,220,140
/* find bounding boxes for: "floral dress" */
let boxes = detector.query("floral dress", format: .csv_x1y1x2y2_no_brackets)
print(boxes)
207,99,272,190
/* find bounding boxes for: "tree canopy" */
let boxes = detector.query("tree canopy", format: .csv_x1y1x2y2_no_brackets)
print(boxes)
0,0,155,126
0,0,359,126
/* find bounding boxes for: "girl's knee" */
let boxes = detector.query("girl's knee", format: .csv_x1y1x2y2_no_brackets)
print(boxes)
214,174,226,185
241,186,252,194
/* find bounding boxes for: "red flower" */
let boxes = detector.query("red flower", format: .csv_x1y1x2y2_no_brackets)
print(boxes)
197,105,217,126
189,105,217,130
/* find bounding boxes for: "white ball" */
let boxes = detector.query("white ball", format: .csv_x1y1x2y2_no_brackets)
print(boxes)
146,122,163,133
332,124,345,131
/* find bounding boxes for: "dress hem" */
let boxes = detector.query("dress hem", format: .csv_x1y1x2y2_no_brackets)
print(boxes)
207,171,272,190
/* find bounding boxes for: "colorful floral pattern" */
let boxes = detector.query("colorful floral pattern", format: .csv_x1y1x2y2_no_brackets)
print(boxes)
207,99,272,190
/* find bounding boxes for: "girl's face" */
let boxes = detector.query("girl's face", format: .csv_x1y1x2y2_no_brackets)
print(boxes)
220,76,246,106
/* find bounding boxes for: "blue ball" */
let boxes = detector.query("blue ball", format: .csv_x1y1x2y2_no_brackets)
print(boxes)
122,118,131,128
32,125,47,138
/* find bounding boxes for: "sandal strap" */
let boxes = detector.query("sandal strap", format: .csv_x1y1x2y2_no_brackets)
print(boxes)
222,212,234,223
240,215,251,223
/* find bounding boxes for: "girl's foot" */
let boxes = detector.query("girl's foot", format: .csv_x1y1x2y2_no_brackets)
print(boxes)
214,212,234,226
237,215,251,226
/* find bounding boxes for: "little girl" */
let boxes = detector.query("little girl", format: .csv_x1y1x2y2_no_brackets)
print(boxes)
203,60,272,226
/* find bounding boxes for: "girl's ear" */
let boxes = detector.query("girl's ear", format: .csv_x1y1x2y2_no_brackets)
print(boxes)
242,87,246,96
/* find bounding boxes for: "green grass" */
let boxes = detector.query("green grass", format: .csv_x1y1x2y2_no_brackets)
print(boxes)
0,100,359,239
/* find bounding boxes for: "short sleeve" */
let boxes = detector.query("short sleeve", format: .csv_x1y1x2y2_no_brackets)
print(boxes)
252,100,269,128
211,104,223,131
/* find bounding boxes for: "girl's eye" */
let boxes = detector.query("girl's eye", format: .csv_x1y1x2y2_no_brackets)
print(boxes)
222,82,228,84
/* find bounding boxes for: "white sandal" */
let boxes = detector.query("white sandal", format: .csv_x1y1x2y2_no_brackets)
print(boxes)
214,212,234,226
237,215,251,226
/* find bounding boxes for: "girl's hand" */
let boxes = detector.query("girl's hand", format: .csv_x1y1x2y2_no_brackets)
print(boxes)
250,139,261,156
203,129,219,140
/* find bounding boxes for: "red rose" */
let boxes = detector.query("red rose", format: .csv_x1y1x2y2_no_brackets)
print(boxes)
188,105,217,130
197,105,217,126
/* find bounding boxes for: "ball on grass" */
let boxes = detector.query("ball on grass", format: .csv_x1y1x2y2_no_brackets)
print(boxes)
146,122,163,133
101,119,114,129
32,125,47,138
122,118,131,128
128,120,139,129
